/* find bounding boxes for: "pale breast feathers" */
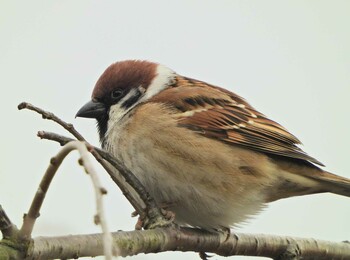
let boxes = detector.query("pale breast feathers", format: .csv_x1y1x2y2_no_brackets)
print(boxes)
149,76,324,166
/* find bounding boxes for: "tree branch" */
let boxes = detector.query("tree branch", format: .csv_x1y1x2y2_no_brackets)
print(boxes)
19,141,81,240
73,141,114,259
17,102,85,141
19,102,169,228
26,227,350,259
18,102,143,215
16,140,114,258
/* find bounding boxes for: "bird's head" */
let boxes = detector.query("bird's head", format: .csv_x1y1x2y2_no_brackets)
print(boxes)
76,60,176,139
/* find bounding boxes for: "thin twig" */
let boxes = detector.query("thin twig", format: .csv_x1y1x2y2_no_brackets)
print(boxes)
37,131,172,228
38,131,144,218
19,142,77,240
73,141,114,259
19,102,166,226
39,131,173,228
0,205,18,239
18,102,84,141
18,141,113,259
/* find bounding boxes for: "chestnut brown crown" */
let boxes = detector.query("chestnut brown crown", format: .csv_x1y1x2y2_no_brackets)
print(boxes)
92,60,157,102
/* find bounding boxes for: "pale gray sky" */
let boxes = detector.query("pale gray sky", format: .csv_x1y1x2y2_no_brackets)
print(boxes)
1,1,349,260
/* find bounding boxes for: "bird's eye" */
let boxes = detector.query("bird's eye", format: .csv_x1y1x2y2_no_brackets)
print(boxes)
111,89,123,100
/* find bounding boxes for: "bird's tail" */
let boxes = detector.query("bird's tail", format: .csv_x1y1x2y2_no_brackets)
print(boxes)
266,162,350,202
308,170,350,197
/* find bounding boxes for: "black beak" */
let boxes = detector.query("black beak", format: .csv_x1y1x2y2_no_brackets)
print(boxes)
76,100,106,119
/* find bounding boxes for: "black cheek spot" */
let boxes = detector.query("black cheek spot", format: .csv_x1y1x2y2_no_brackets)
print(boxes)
121,90,142,109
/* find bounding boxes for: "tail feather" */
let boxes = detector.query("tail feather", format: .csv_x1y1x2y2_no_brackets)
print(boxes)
267,158,350,202
308,170,350,197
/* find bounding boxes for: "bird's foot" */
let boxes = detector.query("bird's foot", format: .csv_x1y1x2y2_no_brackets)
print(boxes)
216,226,231,242
132,203,176,230
132,211,145,230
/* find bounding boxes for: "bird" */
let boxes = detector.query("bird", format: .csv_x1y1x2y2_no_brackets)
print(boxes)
76,60,350,230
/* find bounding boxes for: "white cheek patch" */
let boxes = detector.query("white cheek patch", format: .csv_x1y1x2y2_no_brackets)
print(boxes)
141,64,176,101
107,103,125,131
106,88,143,135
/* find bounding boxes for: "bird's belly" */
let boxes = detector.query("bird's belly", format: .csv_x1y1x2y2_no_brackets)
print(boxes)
108,129,271,229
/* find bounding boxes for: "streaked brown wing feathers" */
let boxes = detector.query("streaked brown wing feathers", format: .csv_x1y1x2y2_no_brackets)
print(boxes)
149,76,324,166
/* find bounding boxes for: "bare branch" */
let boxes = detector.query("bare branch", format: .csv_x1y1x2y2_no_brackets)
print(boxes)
27,227,350,259
37,131,144,216
19,142,78,240
18,102,84,141
37,130,172,229
73,141,114,259
18,141,114,258
19,102,168,228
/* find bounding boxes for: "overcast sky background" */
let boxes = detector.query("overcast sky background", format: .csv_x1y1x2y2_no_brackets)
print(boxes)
1,1,349,260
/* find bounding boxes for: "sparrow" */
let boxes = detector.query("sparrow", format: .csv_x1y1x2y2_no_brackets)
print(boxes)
76,60,350,230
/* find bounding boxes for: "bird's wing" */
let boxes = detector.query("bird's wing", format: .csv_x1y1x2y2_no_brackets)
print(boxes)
150,76,324,166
